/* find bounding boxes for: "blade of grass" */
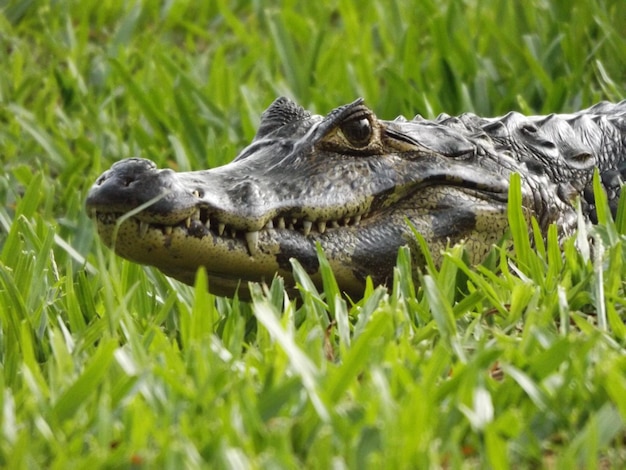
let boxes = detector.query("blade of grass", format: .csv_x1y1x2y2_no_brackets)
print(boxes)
422,274,466,362
508,172,545,280
52,339,117,422
592,169,610,226
250,295,329,422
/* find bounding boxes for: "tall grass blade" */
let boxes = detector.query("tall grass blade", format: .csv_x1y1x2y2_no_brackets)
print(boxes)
422,275,465,362
52,340,117,421
250,296,329,422
592,170,610,226
615,190,626,235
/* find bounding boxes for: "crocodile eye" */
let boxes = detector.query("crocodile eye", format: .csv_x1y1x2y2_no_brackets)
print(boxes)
339,117,372,148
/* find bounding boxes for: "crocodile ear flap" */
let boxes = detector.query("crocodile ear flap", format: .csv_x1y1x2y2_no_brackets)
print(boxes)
254,97,311,140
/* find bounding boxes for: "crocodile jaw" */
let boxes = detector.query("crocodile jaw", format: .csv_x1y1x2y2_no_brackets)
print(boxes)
88,165,511,299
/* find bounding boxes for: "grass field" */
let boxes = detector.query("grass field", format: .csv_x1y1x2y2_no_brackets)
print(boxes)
1,0,626,467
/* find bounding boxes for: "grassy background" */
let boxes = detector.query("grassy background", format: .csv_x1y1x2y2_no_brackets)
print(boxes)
1,0,626,467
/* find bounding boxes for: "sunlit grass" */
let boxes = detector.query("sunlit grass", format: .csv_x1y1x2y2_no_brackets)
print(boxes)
1,0,625,467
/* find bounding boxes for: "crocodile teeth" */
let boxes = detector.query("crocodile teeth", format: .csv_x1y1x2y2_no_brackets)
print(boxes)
331,221,339,228
245,231,259,256
277,217,285,229
317,221,326,234
205,219,211,229
264,220,274,229
302,220,312,236
138,221,149,237
164,226,173,235
185,217,192,228
218,223,225,236
353,214,361,225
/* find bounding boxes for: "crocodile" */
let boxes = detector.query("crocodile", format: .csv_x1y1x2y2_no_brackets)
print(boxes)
86,98,626,298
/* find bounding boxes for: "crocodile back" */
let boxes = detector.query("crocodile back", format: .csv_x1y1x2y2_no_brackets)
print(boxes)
410,101,626,222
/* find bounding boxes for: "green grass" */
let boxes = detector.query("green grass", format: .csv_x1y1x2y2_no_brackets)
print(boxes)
1,0,626,467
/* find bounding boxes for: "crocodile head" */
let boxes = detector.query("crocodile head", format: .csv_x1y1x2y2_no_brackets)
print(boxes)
86,97,585,298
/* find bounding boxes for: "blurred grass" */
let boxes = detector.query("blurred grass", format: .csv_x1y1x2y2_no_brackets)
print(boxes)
1,0,626,467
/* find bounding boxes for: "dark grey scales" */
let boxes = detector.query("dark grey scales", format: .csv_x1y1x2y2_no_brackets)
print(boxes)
86,98,626,298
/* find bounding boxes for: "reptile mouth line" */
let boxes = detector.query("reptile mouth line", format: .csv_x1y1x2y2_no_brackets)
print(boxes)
90,179,509,257
92,207,370,256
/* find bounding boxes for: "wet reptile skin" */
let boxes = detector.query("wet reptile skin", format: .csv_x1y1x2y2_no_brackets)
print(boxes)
86,98,626,297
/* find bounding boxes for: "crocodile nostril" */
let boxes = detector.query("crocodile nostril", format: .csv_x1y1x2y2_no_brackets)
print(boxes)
96,173,108,185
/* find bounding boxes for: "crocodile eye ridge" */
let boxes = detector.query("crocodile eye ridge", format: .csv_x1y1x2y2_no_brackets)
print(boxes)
339,117,372,148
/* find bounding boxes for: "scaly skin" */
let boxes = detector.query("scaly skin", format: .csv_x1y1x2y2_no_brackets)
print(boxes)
86,98,626,297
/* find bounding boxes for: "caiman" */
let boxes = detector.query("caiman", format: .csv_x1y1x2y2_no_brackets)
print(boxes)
86,98,626,298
